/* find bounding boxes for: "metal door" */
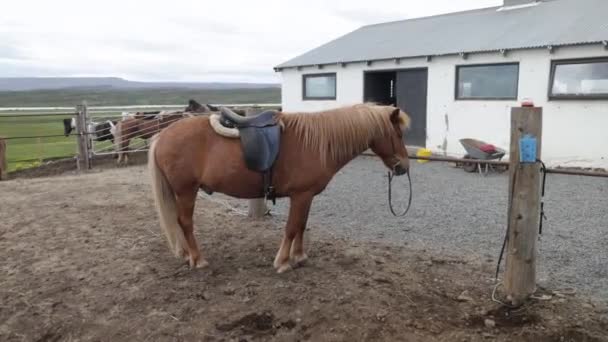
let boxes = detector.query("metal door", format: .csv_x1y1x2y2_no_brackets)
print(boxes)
396,69,428,147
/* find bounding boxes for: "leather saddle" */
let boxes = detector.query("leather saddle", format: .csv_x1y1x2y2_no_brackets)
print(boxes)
219,108,278,129
219,107,282,202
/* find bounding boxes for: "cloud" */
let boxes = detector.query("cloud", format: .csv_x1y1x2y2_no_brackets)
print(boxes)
0,0,501,82
0,46,25,60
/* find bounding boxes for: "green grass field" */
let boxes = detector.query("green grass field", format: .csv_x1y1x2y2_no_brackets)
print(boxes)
0,87,281,172
0,114,78,172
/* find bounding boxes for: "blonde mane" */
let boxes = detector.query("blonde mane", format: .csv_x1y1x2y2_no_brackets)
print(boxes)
280,103,410,165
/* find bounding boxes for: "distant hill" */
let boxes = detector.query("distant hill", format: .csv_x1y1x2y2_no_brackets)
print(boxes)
0,77,280,92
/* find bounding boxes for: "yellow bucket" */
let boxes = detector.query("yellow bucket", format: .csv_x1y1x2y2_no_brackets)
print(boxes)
416,148,432,163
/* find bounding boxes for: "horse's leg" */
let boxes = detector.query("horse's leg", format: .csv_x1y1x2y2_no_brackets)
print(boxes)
118,139,130,165
115,134,123,165
290,194,313,266
116,139,122,164
175,189,208,269
116,140,125,165
290,215,310,266
123,139,130,165
273,193,313,273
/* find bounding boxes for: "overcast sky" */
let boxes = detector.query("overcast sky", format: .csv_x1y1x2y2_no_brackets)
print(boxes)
0,0,502,83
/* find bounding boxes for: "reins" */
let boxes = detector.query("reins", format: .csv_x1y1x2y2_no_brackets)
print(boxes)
387,169,413,217
386,135,413,217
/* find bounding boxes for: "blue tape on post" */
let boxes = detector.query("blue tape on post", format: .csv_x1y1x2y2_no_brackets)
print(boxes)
519,134,537,164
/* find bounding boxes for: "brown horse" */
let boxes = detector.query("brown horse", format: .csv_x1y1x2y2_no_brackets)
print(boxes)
114,113,190,165
148,103,411,272
0,137,6,180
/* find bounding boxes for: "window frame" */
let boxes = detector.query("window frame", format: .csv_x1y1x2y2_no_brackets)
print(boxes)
302,73,337,100
454,62,520,101
548,57,608,100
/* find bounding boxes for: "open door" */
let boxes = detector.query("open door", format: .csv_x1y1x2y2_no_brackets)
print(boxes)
364,72,396,106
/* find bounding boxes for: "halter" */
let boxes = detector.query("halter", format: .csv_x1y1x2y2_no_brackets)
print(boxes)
386,134,413,217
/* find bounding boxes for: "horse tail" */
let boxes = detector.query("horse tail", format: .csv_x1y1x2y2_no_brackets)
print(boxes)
148,137,186,257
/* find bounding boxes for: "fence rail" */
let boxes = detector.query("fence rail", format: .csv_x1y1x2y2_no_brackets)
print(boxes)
0,112,76,118
2,134,77,140
408,155,608,178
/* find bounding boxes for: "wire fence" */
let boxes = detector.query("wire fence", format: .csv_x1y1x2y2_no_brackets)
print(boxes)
0,103,280,172
88,112,193,157
0,110,76,171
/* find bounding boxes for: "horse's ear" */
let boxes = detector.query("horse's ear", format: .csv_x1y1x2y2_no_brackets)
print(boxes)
390,108,400,123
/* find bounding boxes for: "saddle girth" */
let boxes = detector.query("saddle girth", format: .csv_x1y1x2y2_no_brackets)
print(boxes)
263,169,276,205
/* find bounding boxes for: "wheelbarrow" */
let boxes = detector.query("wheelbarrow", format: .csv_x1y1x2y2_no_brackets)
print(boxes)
459,138,507,175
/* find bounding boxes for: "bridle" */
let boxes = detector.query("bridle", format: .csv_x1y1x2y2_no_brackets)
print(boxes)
387,133,413,217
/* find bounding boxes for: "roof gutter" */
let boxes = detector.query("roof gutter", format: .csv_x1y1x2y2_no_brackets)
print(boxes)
497,1,540,12
274,41,606,72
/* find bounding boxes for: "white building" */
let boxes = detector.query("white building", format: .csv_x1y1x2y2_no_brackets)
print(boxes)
275,0,608,168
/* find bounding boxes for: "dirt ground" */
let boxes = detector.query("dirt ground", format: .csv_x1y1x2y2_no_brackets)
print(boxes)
1,165,607,342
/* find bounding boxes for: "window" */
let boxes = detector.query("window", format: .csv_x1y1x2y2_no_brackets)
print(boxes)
549,58,608,99
303,73,336,100
456,63,519,100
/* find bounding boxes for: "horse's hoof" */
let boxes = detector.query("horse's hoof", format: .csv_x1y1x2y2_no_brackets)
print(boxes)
291,253,308,266
189,256,208,269
273,256,285,270
276,263,292,274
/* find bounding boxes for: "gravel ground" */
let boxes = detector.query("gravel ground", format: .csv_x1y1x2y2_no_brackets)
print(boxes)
3,166,607,341
221,155,608,302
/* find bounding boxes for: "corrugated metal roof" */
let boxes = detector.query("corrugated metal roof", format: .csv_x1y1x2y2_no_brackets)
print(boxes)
276,0,608,69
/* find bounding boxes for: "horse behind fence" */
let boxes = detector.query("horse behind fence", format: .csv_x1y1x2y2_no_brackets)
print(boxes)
0,137,6,180
114,112,192,165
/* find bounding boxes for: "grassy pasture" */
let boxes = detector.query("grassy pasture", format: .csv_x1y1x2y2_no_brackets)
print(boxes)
0,114,77,172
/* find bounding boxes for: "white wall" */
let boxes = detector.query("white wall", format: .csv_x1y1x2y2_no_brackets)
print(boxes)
279,44,608,168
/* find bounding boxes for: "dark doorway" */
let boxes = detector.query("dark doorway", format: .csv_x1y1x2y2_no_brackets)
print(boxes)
364,69,428,147
364,72,396,105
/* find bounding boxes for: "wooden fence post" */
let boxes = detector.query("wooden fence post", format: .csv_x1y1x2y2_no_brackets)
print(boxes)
75,102,91,171
504,106,543,306
245,106,269,219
